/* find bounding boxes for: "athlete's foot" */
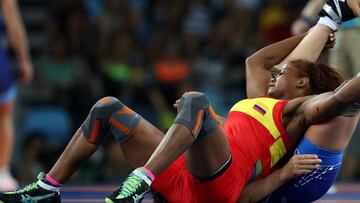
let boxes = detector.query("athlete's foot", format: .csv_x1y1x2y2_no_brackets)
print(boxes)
105,168,151,203
0,169,19,192
320,0,358,24
0,173,61,203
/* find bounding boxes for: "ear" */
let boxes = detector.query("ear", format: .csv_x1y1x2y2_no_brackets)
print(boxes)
296,77,310,88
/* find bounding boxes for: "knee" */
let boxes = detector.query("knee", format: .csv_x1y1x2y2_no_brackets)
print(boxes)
178,91,210,111
89,96,125,119
175,91,219,138
82,96,127,145
92,96,123,110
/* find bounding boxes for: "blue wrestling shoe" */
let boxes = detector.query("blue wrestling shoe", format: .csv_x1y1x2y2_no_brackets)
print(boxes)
0,172,60,203
105,168,151,203
320,0,357,24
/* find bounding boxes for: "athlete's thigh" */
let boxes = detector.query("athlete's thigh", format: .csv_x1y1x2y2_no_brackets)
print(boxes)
121,118,165,168
184,126,230,178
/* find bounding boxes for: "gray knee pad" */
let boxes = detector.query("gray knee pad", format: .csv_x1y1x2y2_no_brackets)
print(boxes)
174,92,219,139
81,96,140,145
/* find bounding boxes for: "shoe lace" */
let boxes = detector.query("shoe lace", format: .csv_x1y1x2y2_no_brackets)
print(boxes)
117,174,142,198
15,183,38,194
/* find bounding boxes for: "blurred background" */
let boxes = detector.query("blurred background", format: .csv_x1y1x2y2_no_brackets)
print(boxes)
3,0,360,185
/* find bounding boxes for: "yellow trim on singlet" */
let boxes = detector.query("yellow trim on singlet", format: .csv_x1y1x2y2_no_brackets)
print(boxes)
230,98,281,139
269,138,286,167
230,97,286,168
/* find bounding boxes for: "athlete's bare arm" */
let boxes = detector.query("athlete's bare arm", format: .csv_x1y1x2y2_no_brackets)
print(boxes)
238,155,321,203
282,74,360,142
245,34,307,98
1,0,33,84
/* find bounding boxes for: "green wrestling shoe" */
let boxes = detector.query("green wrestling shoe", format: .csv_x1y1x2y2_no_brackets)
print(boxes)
0,172,61,203
105,168,151,203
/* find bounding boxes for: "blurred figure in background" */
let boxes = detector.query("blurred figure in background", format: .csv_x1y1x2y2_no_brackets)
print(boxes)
291,0,326,35
0,0,33,191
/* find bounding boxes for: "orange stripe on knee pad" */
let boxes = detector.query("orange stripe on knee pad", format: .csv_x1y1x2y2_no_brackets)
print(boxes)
110,117,132,135
192,109,204,136
117,107,135,115
99,97,114,104
88,119,100,144
187,91,199,95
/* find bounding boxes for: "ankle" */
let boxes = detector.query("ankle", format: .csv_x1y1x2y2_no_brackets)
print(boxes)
142,166,155,182
37,180,60,193
133,167,154,186
45,174,63,187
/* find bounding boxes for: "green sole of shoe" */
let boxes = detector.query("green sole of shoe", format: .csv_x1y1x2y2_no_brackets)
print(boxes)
105,198,115,203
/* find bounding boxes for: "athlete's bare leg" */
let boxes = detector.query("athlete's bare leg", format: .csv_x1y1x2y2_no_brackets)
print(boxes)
146,124,230,178
0,97,165,202
49,118,163,183
46,95,164,185
0,101,14,169
0,100,18,191
145,92,230,178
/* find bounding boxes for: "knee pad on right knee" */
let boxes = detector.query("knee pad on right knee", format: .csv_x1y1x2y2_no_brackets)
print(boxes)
174,92,219,139
81,97,140,145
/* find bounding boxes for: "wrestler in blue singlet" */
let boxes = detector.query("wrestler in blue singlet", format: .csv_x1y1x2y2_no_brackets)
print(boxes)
262,137,343,203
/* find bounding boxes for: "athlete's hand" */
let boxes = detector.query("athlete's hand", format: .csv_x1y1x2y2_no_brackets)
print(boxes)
280,154,321,181
19,61,33,85
325,32,336,49
347,0,360,16
174,99,180,110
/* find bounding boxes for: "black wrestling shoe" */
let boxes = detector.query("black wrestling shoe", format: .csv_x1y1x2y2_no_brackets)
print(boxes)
0,173,61,203
320,0,356,24
105,168,151,203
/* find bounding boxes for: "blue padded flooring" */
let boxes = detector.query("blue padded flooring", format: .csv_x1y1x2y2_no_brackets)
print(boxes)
60,183,360,203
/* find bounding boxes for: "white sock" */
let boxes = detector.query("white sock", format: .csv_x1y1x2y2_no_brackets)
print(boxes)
317,16,339,31
37,180,60,193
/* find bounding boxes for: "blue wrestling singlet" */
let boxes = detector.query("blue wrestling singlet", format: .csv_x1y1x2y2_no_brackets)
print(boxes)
0,11,16,104
262,137,344,203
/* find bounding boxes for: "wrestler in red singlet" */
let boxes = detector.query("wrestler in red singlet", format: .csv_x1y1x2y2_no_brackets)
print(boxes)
151,97,292,203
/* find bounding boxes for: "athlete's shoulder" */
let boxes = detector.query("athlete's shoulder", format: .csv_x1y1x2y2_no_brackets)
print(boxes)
230,97,285,113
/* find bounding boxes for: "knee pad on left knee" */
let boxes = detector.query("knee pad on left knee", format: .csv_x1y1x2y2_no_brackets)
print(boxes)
81,96,140,145
174,92,219,139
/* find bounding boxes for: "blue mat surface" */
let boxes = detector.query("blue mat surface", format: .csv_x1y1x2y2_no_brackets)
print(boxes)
60,183,360,203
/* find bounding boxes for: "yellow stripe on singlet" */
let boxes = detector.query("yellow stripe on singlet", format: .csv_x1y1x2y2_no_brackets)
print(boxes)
230,97,286,168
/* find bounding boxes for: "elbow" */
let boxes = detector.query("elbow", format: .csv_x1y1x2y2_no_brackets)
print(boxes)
246,56,256,68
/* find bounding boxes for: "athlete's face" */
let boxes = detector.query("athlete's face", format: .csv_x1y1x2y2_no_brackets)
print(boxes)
267,63,307,99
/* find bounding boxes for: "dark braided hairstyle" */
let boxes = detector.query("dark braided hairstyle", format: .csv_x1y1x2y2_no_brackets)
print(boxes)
289,59,344,94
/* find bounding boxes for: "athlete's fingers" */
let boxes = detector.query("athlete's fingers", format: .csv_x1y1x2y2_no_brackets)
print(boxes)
297,164,321,170
173,99,180,109
297,158,322,165
325,32,336,49
295,154,318,160
295,169,313,175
